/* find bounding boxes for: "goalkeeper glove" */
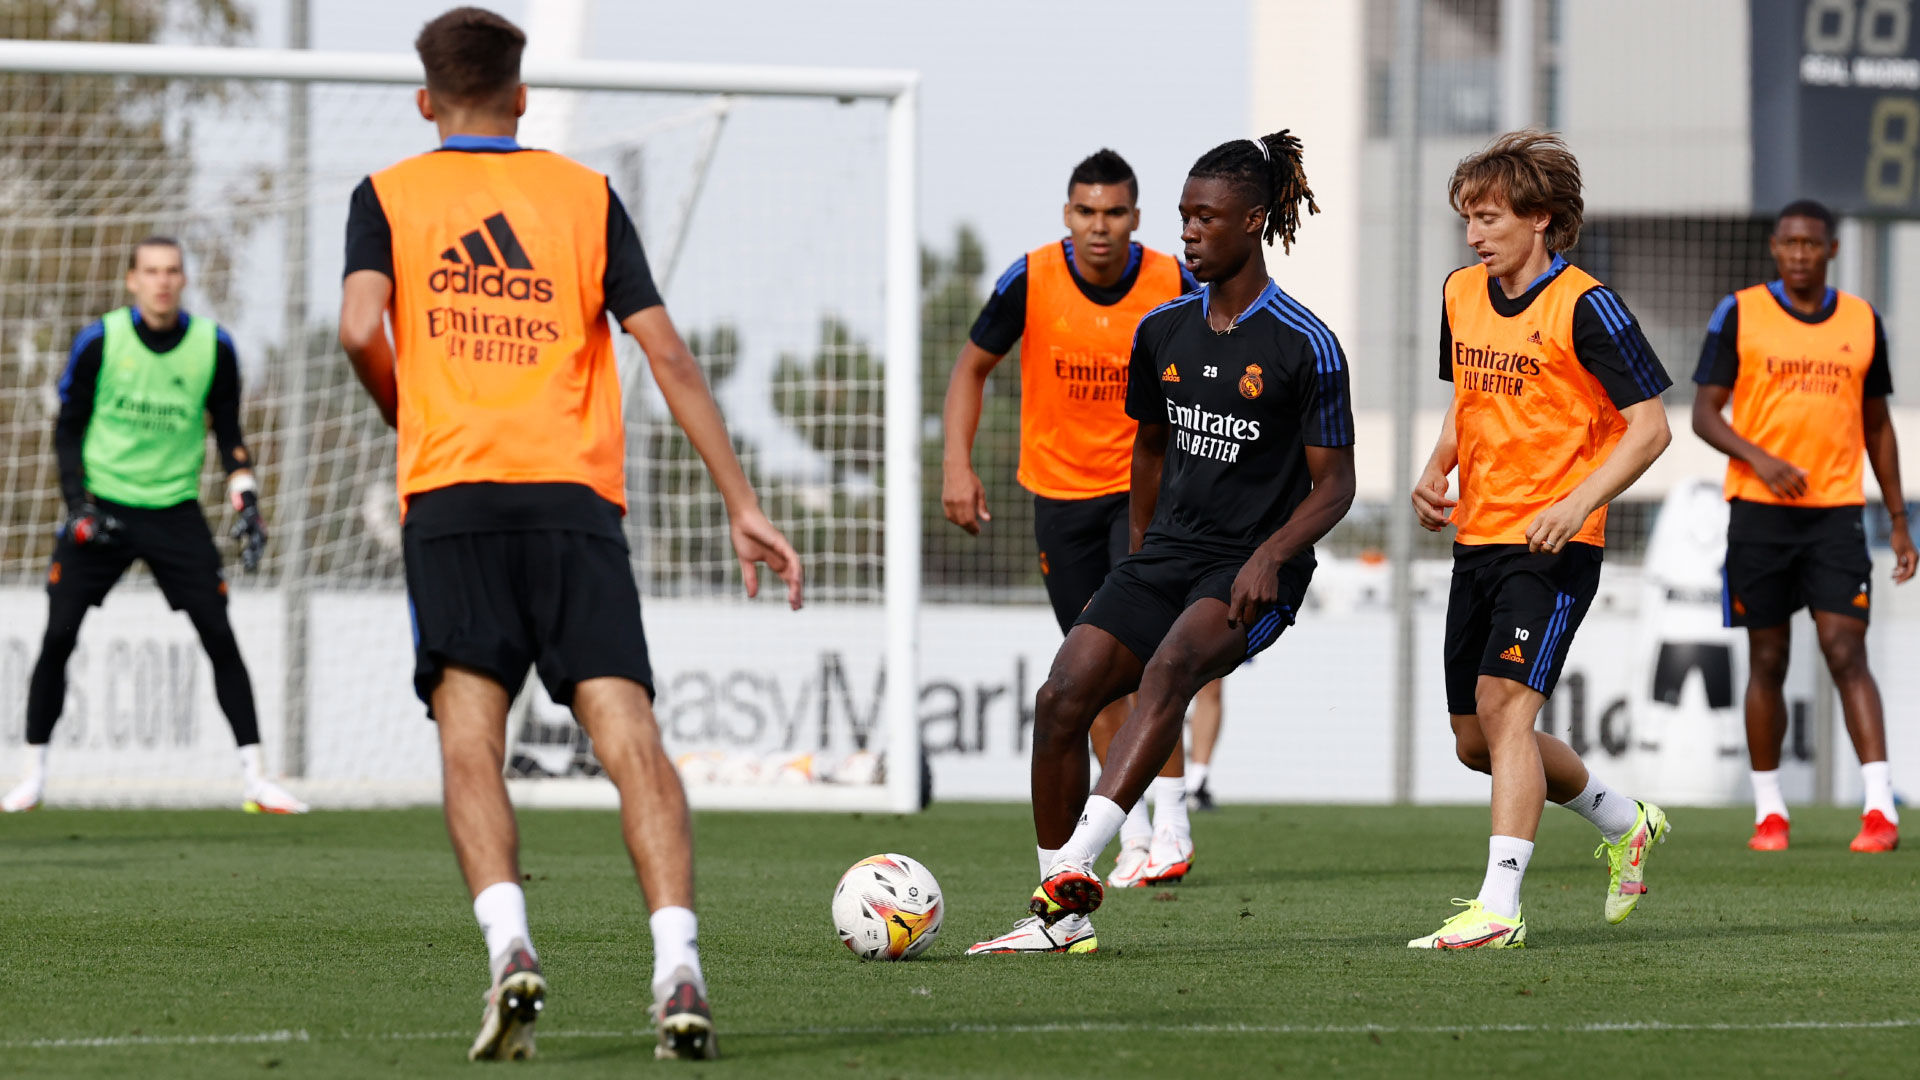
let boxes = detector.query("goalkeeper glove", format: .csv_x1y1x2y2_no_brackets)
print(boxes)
62,501,124,548
229,475,268,572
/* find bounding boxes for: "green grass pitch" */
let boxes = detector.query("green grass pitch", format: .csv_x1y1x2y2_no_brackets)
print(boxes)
4,802,1917,1078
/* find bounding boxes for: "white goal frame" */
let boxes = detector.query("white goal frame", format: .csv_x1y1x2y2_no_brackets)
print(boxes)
0,39,924,814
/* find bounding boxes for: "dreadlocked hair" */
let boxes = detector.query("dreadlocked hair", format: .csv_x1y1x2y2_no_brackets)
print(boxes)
1187,129,1318,252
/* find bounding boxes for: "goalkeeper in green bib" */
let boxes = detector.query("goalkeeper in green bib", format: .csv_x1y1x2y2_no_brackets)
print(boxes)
2,238,304,814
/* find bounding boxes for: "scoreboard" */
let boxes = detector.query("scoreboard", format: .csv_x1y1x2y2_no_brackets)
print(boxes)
1753,0,1920,217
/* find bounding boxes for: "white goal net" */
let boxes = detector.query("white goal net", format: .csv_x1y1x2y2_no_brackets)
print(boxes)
0,41,922,811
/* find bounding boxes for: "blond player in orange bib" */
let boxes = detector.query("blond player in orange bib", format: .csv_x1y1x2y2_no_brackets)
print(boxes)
942,151,1205,921
1409,133,1674,950
1693,198,1916,854
338,6,801,1061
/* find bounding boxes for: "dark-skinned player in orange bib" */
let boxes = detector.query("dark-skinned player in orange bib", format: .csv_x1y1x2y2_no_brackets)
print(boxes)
942,150,1206,906
969,131,1355,955
337,6,801,1062
1692,198,1916,854
1408,132,1674,950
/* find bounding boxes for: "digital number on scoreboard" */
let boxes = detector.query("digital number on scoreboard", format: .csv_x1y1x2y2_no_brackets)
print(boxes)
1753,0,1920,216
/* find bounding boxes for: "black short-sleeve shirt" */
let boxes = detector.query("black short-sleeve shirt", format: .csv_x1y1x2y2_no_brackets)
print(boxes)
342,138,663,321
1437,256,1672,412
1126,281,1354,554
969,239,1201,355
1693,282,1892,397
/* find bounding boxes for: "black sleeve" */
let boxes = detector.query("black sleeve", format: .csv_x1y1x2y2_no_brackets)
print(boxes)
1439,269,1460,382
1573,287,1673,409
967,255,1028,355
1866,309,1893,398
1295,329,1356,447
1694,294,1740,387
207,329,250,474
1124,313,1165,423
53,323,105,513
343,177,393,279
604,183,664,321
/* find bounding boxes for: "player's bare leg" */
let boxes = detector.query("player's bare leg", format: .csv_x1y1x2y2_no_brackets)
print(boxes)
970,627,1139,956
1031,626,1144,850
1742,624,1793,848
1037,602,1243,921
1186,678,1223,809
434,664,545,1061
1813,610,1899,851
572,675,715,1056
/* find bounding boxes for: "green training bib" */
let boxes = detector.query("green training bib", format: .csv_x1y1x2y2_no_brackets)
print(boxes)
81,307,217,508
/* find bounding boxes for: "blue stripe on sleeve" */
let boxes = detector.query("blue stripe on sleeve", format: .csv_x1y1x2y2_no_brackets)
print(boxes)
992,255,1027,296
59,320,106,402
1705,294,1736,335
1584,289,1662,399
1264,290,1352,446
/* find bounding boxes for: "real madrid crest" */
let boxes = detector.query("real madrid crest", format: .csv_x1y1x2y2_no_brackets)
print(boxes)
1239,363,1264,399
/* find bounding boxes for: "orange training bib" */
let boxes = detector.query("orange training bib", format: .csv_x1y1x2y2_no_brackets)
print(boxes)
1725,285,1876,507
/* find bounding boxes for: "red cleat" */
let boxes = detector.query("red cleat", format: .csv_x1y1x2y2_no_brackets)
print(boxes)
1748,813,1790,851
1850,810,1899,853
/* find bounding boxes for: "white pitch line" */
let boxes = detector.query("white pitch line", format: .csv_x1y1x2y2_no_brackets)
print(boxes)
8,1017,1918,1050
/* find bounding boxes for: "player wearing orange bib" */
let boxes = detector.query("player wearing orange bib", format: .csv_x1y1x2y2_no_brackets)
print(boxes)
942,151,1204,909
1693,198,1916,854
338,7,800,1061
1409,133,1674,949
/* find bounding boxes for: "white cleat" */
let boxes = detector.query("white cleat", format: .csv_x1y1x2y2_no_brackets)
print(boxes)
2,777,43,813
1107,838,1153,888
469,940,546,1061
242,778,308,815
1138,827,1194,885
966,912,1098,955
653,964,719,1060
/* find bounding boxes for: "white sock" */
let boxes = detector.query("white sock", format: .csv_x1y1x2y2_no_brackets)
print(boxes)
1751,769,1789,824
1150,776,1191,841
1036,845,1060,879
238,744,265,786
1475,835,1533,919
23,744,49,783
1118,797,1152,849
1558,773,1640,844
1188,762,1210,791
1054,796,1128,872
1862,761,1898,823
649,905,702,997
473,881,535,978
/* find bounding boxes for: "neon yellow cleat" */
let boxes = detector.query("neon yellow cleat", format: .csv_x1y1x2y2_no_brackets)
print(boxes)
1596,800,1669,925
1407,899,1526,949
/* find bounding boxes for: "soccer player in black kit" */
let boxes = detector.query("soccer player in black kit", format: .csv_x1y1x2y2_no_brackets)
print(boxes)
970,131,1355,953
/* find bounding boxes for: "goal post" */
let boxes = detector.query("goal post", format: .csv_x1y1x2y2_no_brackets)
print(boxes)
0,39,923,813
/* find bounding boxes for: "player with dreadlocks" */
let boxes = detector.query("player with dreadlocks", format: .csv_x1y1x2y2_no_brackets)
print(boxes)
969,131,1356,954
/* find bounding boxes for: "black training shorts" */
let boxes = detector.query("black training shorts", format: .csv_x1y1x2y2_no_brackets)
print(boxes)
1076,536,1312,667
1443,542,1603,715
403,527,654,709
48,498,227,612
1723,503,1872,627
1033,491,1129,635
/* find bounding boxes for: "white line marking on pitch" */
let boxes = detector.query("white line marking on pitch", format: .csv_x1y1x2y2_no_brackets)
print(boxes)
8,1017,1918,1050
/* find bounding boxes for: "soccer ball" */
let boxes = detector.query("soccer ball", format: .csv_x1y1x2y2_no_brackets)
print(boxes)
831,853,943,961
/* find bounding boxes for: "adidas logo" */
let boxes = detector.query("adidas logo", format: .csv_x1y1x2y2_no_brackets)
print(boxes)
1841,342,1853,352
1853,591,1870,608
1161,364,1180,382
1526,330,1543,344
1497,858,1520,871
1053,314,1073,332
1499,643,1525,663
428,212,553,302
1592,791,1605,809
